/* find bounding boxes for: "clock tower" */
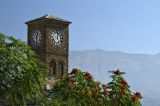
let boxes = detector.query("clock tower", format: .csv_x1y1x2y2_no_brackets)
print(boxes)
25,14,71,79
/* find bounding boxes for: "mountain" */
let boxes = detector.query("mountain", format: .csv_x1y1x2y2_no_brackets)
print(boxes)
69,50,160,106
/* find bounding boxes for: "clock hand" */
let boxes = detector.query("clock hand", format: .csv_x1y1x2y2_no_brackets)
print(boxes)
57,34,59,41
55,33,58,42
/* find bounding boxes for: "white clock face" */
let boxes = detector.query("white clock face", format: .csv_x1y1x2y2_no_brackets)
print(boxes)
51,29,63,45
32,30,41,45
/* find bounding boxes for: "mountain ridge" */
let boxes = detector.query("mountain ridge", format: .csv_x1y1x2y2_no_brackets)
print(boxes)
70,49,160,55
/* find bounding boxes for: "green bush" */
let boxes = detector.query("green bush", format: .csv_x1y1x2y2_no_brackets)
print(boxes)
0,34,47,106
50,69,142,106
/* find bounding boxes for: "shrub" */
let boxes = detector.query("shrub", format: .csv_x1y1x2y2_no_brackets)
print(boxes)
0,34,47,105
50,69,142,106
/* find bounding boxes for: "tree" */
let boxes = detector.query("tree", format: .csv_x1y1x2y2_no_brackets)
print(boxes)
0,33,47,105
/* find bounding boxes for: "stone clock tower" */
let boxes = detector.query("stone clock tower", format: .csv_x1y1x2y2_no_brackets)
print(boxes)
25,14,71,79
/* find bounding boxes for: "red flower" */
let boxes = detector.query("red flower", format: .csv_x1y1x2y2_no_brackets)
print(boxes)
132,92,142,102
114,69,121,75
120,86,126,94
135,92,142,99
85,90,93,96
71,68,79,74
85,72,93,79
121,79,127,85
102,90,110,95
66,76,72,82
132,95,139,102
85,72,93,81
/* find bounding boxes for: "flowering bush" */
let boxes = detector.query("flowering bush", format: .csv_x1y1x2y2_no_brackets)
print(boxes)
49,69,142,106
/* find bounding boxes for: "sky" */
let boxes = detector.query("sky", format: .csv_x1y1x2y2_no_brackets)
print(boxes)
1,0,160,54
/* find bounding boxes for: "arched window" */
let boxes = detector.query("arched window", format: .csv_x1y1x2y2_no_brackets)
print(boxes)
59,62,64,76
49,61,56,77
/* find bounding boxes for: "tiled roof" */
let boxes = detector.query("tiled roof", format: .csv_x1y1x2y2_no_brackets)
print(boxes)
25,14,71,24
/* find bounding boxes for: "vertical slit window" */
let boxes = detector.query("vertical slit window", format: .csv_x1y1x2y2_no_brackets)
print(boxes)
49,61,56,77
59,62,64,76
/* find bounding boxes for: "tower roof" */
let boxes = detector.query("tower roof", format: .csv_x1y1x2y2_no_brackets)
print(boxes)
25,14,71,24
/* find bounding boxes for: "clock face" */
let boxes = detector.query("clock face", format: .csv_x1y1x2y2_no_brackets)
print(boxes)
32,30,41,45
51,29,63,45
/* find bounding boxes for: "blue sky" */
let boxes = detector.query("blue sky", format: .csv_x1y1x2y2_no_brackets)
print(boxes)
1,0,160,54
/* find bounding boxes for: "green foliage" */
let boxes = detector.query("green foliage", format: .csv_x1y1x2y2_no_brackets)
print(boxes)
107,70,142,106
0,33,47,105
0,33,142,106
50,69,142,106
